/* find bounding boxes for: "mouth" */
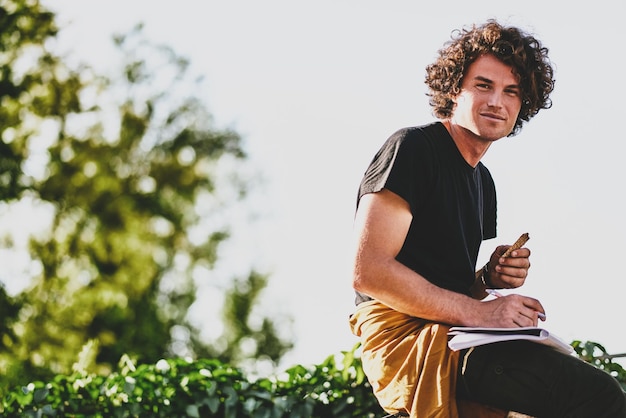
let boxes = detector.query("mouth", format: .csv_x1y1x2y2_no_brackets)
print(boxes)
480,112,506,121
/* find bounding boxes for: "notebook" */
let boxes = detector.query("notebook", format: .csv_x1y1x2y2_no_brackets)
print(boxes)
448,326,575,355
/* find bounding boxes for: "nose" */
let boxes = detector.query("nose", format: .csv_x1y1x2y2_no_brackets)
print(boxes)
487,91,503,108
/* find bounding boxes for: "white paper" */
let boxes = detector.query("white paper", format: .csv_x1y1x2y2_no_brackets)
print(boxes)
447,326,575,355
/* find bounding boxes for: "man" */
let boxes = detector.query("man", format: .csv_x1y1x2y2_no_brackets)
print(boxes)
349,20,626,417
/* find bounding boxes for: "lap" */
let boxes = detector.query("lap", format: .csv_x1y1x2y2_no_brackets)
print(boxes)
457,341,626,417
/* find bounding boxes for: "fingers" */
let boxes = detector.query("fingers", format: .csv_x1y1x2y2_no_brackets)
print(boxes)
495,244,531,259
489,295,545,328
492,246,531,288
498,247,531,268
523,296,546,323
517,305,545,327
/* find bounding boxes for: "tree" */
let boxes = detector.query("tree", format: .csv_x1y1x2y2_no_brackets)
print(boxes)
0,284,20,352
0,0,58,200
194,271,293,372
0,0,291,391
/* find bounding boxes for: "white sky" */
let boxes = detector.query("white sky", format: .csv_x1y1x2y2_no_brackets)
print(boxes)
5,0,624,370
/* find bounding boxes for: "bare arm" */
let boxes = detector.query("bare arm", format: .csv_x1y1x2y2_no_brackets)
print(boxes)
351,189,544,327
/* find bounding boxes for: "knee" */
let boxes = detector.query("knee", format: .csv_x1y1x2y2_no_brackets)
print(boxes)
603,378,626,416
586,370,626,416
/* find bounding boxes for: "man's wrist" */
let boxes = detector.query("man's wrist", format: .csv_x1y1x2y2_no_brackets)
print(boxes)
480,262,492,288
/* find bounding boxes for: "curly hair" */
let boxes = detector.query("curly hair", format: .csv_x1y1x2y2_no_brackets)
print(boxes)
425,20,555,136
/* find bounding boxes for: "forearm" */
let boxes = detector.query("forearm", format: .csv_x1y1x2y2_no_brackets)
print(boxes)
353,258,484,326
351,191,488,326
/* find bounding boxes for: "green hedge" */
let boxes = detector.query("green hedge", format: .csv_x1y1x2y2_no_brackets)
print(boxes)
2,341,624,417
1,344,385,417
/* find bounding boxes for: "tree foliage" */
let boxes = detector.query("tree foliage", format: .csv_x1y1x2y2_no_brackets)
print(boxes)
0,0,291,392
0,0,58,199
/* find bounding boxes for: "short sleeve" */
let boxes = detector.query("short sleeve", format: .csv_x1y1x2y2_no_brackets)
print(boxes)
357,128,433,213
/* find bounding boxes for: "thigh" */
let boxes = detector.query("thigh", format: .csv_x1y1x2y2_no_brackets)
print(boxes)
456,341,626,418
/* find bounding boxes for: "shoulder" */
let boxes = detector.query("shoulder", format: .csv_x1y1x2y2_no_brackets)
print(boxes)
383,122,447,155
387,122,446,143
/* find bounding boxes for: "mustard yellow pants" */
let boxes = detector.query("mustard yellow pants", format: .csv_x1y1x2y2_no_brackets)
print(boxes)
349,300,508,418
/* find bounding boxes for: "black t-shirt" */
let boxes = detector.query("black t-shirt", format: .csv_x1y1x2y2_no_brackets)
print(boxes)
355,122,496,303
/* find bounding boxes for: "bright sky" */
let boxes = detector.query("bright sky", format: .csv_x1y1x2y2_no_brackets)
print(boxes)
10,0,624,370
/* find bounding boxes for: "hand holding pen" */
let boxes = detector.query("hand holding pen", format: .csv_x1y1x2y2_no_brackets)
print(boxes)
487,288,546,321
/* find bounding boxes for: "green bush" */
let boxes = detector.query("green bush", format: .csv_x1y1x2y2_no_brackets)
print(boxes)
2,341,624,417
0,344,385,417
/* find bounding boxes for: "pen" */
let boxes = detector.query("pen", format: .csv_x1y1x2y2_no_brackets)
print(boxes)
486,289,546,320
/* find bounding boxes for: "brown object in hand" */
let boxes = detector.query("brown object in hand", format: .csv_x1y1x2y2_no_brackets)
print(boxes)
474,232,530,291
501,233,530,258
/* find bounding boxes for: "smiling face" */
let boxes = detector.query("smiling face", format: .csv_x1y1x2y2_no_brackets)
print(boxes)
451,54,523,142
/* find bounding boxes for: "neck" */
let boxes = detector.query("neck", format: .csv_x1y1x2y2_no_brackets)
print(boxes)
443,120,491,168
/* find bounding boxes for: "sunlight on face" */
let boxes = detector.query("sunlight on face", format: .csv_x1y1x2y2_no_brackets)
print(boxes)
452,54,522,141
